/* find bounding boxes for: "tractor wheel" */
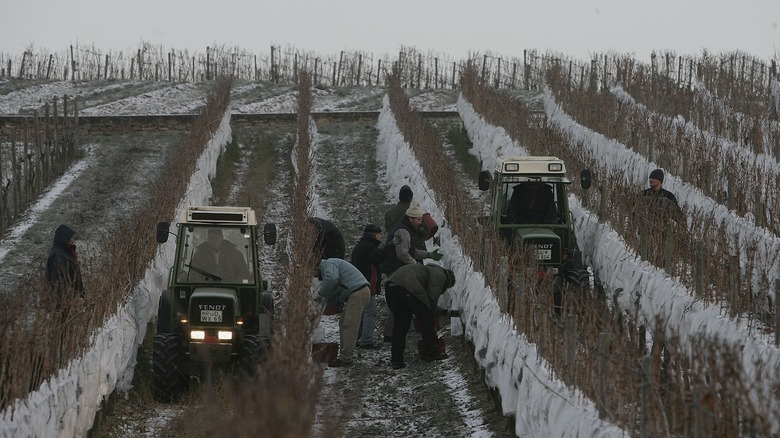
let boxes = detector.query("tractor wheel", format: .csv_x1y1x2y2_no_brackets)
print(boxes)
156,292,172,333
151,333,187,402
240,334,267,376
258,292,275,339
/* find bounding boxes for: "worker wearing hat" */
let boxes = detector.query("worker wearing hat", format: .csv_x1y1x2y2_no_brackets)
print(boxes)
642,168,684,224
380,200,444,342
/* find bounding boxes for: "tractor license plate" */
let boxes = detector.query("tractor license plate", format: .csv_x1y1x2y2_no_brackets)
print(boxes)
535,249,552,260
201,310,223,322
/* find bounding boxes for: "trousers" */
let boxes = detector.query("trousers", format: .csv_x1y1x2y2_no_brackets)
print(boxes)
384,282,438,364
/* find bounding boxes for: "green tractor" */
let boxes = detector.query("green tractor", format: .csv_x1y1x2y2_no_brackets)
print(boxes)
478,156,591,300
152,206,277,402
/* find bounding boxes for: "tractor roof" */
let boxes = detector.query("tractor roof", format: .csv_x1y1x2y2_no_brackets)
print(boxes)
178,206,257,226
494,156,567,176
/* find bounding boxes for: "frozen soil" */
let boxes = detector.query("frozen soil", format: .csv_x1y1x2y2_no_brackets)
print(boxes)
0,130,182,297
2,79,516,437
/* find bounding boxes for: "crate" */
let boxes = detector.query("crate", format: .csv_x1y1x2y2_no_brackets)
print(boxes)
412,315,441,333
416,337,446,360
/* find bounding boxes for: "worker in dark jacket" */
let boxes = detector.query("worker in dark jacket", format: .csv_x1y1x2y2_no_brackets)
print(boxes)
641,168,685,228
380,201,443,342
381,201,442,274
385,263,456,369
45,224,84,309
351,224,392,349
309,217,346,259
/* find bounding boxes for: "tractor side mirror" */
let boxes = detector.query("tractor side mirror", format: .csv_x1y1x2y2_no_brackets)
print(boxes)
478,171,491,191
580,169,592,190
263,223,277,245
156,221,171,243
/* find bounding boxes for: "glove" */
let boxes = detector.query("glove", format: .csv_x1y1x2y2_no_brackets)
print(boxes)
427,249,443,261
392,233,402,245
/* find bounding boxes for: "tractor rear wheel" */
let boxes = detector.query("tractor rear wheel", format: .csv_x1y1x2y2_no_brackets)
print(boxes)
240,334,265,376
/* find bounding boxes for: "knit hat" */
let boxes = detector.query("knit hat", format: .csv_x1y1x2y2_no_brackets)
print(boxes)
649,169,664,182
363,224,382,233
399,185,413,202
405,200,425,218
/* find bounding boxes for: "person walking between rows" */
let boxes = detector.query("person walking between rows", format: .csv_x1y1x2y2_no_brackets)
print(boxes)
639,168,685,263
641,169,684,228
315,258,370,367
45,224,84,309
385,263,456,369
45,224,85,365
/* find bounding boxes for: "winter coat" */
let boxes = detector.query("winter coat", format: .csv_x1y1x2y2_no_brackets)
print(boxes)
380,219,427,274
310,217,346,259
45,224,84,306
384,201,428,250
318,258,370,310
641,187,684,223
350,233,391,295
387,264,453,310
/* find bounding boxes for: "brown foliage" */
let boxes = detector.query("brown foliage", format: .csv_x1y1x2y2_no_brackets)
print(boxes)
459,63,777,436
0,76,233,412
206,71,329,437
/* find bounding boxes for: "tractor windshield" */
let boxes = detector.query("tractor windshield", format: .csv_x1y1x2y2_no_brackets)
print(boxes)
499,177,565,225
177,225,255,284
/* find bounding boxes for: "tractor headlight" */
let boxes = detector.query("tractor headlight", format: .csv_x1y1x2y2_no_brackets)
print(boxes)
190,330,206,340
218,331,233,340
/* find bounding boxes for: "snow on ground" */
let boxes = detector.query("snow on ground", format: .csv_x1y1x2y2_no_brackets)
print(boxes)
0,81,468,437
0,109,232,437
382,95,624,437
12,78,763,436
0,145,94,263
458,90,780,435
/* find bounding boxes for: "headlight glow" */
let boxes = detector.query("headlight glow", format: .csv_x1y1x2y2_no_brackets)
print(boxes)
218,331,233,340
190,330,206,340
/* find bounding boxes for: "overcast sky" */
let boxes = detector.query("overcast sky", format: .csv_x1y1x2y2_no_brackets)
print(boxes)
3,0,778,63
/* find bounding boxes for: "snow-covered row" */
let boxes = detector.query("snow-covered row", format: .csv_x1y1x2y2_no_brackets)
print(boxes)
377,95,624,437
544,89,780,300
0,111,232,437
458,93,780,433
611,84,780,213
0,150,94,263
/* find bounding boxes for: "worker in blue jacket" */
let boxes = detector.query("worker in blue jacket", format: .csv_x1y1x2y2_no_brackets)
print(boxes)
315,258,370,367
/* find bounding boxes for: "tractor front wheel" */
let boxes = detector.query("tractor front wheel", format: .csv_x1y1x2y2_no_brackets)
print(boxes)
151,333,187,402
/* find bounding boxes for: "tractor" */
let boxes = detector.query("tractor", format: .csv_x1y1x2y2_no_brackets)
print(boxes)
478,156,591,304
152,206,276,402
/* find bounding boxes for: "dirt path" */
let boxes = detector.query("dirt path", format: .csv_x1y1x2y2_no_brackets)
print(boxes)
0,131,181,298
3,79,516,436
311,117,512,437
